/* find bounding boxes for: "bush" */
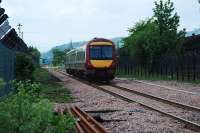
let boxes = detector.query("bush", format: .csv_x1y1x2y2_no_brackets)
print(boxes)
0,81,75,133
13,80,41,99
15,53,35,81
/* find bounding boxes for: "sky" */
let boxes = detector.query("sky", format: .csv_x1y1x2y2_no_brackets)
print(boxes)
1,0,200,52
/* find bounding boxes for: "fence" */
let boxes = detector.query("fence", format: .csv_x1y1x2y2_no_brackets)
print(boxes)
0,42,15,96
116,54,200,82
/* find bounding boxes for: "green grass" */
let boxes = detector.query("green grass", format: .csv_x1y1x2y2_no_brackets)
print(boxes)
34,68,52,83
34,68,73,103
40,83,72,103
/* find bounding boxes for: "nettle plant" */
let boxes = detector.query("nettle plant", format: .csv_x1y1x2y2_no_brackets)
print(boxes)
0,81,74,133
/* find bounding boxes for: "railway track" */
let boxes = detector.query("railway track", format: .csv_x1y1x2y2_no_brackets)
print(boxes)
69,106,109,133
131,79,200,95
56,70,200,130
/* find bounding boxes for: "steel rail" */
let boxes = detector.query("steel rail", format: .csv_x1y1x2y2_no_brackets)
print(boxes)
111,84,200,112
57,70,200,130
69,106,109,133
59,70,200,112
89,84,200,130
133,79,200,95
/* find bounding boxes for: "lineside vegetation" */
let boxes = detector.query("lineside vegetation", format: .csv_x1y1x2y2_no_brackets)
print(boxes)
123,0,185,65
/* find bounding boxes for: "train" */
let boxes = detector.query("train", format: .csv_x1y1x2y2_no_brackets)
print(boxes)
65,38,117,81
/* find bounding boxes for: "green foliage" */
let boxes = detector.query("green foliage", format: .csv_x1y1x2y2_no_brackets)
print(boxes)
52,49,66,66
40,83,73,103
33,68,72,103
123,0,185,64
33,68,51,83
15,53,35,81
13,80,41,100
28,46,41,67
153,0,185,55
50,113,75,133
0,81,75,133
153,0,179,35
124,19,160,63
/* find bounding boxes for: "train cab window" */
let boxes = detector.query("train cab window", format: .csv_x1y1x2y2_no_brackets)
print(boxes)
90,46,112,60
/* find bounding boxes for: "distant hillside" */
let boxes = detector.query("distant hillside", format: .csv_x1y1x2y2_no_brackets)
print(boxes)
186,28,200,37
41,41,86,61
41,37,124,61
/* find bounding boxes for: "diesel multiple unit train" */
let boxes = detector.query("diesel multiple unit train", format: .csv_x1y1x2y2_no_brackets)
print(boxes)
65,38,116,81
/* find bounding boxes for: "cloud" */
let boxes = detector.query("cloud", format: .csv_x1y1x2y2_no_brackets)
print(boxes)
1,0,200,52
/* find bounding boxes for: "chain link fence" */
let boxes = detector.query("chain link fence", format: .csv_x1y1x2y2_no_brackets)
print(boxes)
0,42,15,96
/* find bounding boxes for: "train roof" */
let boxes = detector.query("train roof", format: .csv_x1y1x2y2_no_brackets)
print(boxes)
65,43,87,55
88,38,114,44
65,38,114,55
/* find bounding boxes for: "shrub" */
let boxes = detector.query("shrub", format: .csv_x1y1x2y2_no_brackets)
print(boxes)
15,53,35,81
0,81,75,133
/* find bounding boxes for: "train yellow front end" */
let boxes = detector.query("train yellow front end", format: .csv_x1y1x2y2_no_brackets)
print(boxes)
65,38,116,81
85,39,116,81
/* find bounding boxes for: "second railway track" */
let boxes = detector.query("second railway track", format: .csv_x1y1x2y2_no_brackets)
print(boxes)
56,70,200,130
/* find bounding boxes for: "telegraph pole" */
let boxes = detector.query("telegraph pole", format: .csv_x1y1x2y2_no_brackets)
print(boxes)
70,40,73,49
21,31,24,40
17,23,23,39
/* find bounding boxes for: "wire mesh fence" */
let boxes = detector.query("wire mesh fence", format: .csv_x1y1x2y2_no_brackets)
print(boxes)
0,42,15,96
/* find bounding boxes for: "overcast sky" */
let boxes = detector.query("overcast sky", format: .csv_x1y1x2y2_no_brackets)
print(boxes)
1,0,200,52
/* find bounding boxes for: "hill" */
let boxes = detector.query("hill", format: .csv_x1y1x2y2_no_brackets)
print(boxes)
186,28,200,37
41,37,124,61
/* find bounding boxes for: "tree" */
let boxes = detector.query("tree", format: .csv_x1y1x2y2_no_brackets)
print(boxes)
52,49,66,66
28,46,41,67
153,0,185,55
124,19,160,64
153,0,179,36
15,53,35,81
123,0,185,65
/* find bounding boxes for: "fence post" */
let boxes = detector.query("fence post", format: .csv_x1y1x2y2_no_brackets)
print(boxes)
181,63,184,81
187,62,190,81
176,66,179,81
193,54,196,81
171,65,173,80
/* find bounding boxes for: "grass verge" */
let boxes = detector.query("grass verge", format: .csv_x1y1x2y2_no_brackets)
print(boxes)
34,68,73,103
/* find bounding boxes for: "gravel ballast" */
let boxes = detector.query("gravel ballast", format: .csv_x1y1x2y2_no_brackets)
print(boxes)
114,78,200,107
51,71,198,133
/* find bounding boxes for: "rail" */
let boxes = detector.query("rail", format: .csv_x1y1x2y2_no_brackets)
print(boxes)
69,106,109,133
56,70,200,130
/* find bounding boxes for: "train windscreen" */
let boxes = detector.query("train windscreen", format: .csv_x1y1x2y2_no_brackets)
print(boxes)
90,46,113,60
